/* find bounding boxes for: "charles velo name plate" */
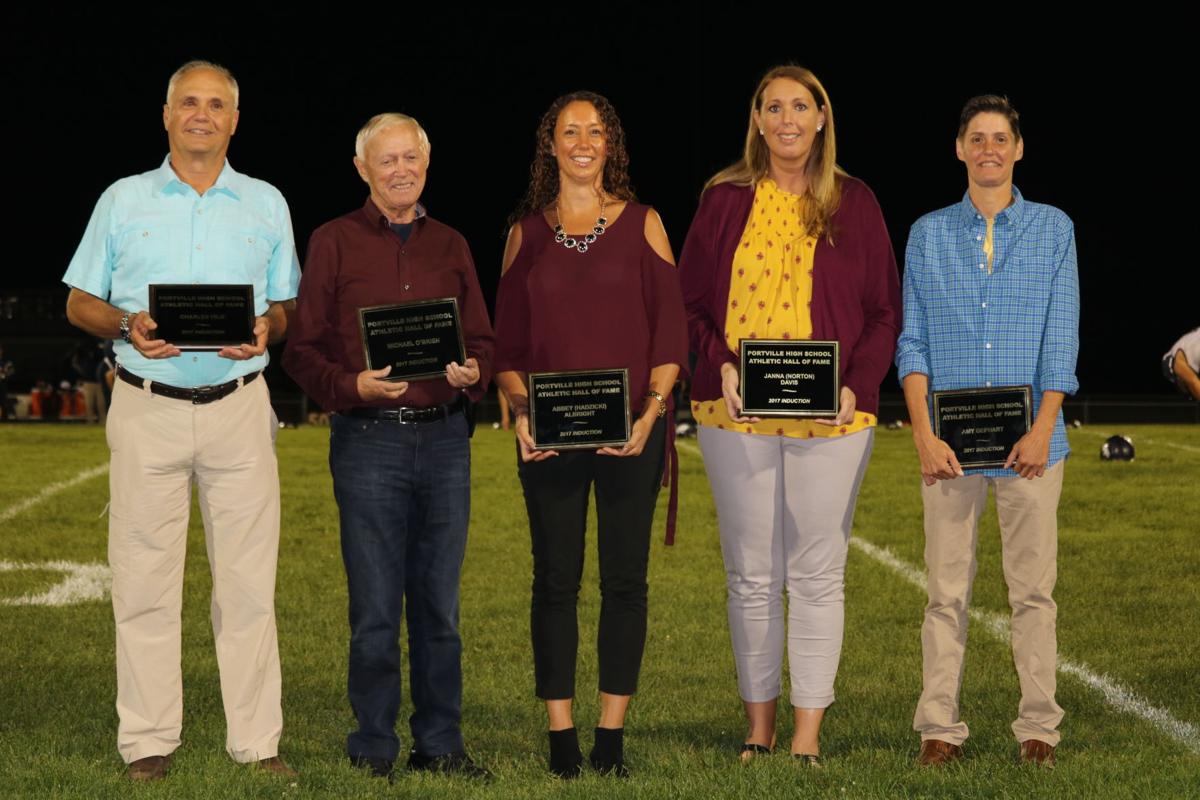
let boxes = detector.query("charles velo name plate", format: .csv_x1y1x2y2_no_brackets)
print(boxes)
528,368,630,450
739,339,839,418
932,385,1032,469
358,298,466,382
149,284,254,350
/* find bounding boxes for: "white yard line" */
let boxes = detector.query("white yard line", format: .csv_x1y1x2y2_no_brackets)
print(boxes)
0,462,109,524
675,440,1200,755
849,537,1200,755
0,560,111,606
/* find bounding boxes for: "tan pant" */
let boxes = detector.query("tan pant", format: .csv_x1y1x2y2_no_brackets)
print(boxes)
913,460,1065,747
107,376,283,763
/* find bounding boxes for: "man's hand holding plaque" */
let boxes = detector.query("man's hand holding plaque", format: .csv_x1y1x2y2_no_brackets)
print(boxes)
149,284,255,350
359,298,466,382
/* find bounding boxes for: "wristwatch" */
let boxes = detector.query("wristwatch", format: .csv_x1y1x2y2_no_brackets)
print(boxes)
645,391,667,418
118,312,133,344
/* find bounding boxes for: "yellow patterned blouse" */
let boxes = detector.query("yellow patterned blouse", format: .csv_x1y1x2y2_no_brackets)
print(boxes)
693,179,876,438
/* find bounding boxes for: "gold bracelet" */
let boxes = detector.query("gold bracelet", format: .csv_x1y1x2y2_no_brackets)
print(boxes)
644,391,667,418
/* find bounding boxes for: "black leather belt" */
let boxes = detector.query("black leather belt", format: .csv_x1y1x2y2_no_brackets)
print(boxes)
344,396,465,424
117,366,259,405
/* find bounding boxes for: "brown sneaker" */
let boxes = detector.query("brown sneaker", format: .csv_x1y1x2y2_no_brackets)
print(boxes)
255,756,298,777
127,754,170,781
916,739,963,766
1019,739,1056,768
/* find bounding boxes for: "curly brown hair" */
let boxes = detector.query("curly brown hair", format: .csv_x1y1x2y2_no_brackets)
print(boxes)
507,90,636,230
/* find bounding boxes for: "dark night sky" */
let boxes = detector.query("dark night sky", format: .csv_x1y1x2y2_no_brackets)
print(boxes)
5,11,1192,394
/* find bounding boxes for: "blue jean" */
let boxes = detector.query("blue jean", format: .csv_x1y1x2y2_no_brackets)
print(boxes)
329,410,470,760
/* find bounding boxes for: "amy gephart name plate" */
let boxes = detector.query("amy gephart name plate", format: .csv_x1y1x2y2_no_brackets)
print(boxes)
528,368,630,451
358,298,466,382
739,339,839,417
932,385,1032,469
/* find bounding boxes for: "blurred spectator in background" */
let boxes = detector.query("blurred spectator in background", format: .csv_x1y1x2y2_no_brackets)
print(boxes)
72,340,107,424
0,344,14,420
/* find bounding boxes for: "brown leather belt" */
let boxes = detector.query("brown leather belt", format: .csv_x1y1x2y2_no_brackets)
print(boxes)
117,366,259,405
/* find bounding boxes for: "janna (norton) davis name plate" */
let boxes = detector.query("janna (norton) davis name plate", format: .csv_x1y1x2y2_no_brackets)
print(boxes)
149,284,254,351
358,298,466,382
528,368,630,450
740,339,839,418
932,385,1032,469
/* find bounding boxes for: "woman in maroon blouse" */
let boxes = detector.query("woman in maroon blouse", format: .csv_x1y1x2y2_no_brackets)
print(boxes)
493,91,687,778
678,66,901,764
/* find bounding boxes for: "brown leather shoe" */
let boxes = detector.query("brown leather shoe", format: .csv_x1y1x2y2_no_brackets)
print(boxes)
1019,739,1056,767
255,756,298,777
916,739,963,766
127,754,170,781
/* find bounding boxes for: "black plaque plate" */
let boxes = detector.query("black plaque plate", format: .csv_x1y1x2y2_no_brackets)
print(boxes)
358,298,466,382
740,339,839,417
149,284,255,350
529,368,630,450
933,385,1032,468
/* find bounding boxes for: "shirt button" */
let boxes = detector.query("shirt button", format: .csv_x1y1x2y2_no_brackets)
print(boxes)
985,343,992,349
976,235,982,241
196,245,203,251
404,283,411,291
982,301,988,308
985,381,992,387
196,209,203,215
979,263,985,270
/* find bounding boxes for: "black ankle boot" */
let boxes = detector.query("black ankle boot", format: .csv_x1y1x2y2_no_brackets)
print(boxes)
548,728,583,779
589,727,629,777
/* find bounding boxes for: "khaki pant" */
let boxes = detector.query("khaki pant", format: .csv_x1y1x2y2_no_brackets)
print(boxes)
913,460,1065,746
107,376,283,763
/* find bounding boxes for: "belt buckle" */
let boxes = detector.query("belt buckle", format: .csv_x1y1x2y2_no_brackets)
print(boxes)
190,384,221,405
397,407,418,424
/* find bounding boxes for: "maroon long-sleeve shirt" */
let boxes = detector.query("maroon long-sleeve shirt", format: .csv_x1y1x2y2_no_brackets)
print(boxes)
283,199,494,412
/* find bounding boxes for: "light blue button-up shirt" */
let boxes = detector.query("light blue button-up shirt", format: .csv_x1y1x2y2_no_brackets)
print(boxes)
895,187,1080,476
63,156,301,387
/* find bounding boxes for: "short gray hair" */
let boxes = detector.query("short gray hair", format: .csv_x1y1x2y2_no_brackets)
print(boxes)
355,113,431,160
166,60,240,109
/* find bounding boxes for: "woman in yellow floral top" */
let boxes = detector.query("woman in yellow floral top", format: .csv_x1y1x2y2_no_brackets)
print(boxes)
679,65,901,764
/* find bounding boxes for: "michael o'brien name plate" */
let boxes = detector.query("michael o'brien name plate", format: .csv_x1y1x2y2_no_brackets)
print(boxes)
932,385,1032,469
149,284,254,350
529,368,630,450
740,339,839,418
358,298,466,382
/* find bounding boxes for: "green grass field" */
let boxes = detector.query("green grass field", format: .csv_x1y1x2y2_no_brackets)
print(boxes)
1,422,1197,799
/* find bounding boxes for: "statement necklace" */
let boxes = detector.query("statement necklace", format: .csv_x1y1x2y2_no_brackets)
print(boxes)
554,198,607,253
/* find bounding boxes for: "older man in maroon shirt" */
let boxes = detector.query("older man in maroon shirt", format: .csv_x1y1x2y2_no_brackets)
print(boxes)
283,113,493,781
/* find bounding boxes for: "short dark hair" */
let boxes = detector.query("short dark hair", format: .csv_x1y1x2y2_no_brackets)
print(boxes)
957,95,1021,141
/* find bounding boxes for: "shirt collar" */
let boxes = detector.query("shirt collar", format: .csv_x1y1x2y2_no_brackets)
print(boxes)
362,197,427,229
959,185,1025,227
154,155,241,200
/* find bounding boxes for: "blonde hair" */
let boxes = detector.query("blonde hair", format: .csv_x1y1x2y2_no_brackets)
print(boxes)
355,113,431,160
706,65,846,241
166,60,239,109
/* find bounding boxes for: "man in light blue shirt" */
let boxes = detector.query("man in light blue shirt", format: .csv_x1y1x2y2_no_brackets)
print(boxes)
62,60,300,781
897,96,1079,769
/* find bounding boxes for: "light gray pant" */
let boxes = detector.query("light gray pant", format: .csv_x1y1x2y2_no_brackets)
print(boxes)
698,426,873,707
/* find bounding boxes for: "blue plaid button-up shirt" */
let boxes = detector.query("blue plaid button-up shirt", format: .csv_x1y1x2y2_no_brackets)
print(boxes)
896,187,1080,476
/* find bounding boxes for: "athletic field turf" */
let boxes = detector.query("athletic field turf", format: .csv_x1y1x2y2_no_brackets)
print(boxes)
1,423,1196,799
